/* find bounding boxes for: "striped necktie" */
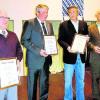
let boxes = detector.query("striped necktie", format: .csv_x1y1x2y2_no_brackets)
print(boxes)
41,23,47,35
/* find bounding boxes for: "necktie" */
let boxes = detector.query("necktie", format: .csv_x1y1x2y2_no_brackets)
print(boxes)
41,23,47,35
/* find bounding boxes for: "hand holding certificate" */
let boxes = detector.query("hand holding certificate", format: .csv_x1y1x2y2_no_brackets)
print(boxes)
44,36,57,55
70,34,89,54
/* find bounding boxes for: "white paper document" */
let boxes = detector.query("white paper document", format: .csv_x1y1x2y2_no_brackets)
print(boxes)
0,58,19,89
44,36,57,54
70,34,89,54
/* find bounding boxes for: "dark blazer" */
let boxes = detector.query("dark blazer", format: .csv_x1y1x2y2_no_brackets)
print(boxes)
58,20,89,64
21,18,54,69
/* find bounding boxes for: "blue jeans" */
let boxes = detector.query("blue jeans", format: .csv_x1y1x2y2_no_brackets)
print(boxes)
0,86,17,100
64,54,85,100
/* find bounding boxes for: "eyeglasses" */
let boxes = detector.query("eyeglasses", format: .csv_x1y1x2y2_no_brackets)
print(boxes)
0,16,10,19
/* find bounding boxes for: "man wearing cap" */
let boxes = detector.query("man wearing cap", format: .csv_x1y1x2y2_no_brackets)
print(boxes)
88,10,100,100
0,10,23,100
58,6,89,100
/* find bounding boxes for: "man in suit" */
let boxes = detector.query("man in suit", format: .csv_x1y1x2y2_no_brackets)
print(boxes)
21,4,54,100
88,10,100,100
58,6,89,100
0,10,23,100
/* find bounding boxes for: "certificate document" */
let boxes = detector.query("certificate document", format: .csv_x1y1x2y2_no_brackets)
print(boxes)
0,58,19,89
70,34,89,54
44,35,57,54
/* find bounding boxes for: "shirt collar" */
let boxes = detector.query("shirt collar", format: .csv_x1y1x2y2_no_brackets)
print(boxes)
37,17,46,24
0,29,8,38
0,29,2,33
71,20,79,25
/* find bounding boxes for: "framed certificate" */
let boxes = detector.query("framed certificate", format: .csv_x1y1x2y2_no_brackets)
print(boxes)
0,58,19,89
44,35,58,54
70,34,89,54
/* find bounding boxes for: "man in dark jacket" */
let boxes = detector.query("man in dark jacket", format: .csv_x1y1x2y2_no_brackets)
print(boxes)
58,6,89,100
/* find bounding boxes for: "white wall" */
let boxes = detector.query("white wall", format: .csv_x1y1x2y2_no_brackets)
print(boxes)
0,0,62,38
1,0,100,36
84,0,100,21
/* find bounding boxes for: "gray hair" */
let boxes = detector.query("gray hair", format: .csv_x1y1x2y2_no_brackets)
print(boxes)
36,4,49,14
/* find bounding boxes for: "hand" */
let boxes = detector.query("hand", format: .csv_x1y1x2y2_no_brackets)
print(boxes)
86,36,90,42
67,46,71,52
67,46,76,53
40,49,48,57
85,35,90,42
93,46,100,54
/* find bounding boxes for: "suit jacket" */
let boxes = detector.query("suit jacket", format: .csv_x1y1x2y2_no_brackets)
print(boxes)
21,18,54,69
88,24,100,65
58,20,89,64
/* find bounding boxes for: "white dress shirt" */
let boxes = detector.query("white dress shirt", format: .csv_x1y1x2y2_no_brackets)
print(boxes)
71,20,79,33
37,17,48,35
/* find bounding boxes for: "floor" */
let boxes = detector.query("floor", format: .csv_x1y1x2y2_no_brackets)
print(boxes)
18,68,95,100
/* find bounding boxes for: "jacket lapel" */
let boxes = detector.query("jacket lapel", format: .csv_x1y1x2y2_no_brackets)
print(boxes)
78,21,83,34
68,20,76,34
33,18,42,33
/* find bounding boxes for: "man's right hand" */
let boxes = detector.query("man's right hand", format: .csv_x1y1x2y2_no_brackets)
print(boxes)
67,46,76,53
40,49,48,57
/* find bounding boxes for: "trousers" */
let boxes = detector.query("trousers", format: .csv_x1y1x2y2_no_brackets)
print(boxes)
0,86,17,100
64,54,85,100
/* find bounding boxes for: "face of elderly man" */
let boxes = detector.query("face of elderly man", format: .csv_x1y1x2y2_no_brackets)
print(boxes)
0,10,9,30
36,5,49,22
